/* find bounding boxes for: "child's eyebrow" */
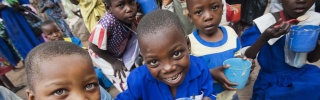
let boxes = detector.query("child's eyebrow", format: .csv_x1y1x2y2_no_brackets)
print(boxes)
45,81,71,87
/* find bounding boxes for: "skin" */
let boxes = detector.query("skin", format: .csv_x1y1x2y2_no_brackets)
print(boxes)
187,0,223,42
41,23,64,41
139,28,190,98
245,0,319,63
26,55,100,100
109,0,137,25
89,0,137,80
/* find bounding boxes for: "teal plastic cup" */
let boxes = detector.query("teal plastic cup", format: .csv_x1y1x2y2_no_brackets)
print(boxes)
223,58,252,90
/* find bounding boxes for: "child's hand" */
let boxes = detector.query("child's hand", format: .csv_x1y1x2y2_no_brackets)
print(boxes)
236,55,255,73
262,19,291,40
111,60,128,80
209,65,237,91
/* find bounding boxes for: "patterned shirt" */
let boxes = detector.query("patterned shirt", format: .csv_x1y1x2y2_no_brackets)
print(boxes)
89,12,133,57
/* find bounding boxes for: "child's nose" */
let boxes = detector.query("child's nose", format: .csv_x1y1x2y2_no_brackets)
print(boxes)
70,92,89,100
162,63,177,73
125,5,133,13
203,11,213,22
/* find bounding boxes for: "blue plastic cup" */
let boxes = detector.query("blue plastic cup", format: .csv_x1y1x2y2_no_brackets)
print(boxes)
137,0,158,15
288,25,320,52
223,58,252,90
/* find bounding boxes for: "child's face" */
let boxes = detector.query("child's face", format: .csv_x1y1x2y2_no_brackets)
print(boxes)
42,24,64,41
281,0,315,18
109,0,137,24
139,28,190,87
187,0,223,35
26,55,100,100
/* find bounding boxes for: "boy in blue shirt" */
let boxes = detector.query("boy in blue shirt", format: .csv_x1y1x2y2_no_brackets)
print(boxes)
116,10,216,100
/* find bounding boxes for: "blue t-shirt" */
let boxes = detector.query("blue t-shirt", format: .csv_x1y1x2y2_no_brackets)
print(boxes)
116,56,216,100
188,26,241,93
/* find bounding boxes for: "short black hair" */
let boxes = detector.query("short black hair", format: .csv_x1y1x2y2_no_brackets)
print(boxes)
137,9,185,39
102,0,111,7
41,20,55,28
25,41,91,91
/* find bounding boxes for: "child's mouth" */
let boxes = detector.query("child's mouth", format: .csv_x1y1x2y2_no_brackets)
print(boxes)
164,72,182,85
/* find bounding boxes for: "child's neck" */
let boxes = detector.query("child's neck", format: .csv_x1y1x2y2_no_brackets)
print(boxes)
280,11,299,25
169,86,177,99
198,28,223,42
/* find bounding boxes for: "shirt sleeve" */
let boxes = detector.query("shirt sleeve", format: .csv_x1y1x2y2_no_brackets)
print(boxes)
89,23,109,50
115,69,142,100
241,25,262,47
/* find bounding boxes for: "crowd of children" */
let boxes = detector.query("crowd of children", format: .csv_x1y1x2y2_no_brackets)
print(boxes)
0,0,320,100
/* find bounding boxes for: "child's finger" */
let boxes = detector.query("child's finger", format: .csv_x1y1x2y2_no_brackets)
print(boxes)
222,64,230,70
121,69,126,78
118,71,122,80
223,83,237,91
114,70,117,77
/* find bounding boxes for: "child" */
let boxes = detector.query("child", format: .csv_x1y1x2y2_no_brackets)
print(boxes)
116,10,216,100
40,0,73,37
41,20,113,89
186,0,245,99
41,20,82,47
89,0,140,92
241,0,320,99
24,41,113,100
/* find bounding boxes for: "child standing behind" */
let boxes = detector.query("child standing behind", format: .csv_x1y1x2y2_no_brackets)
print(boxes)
41,20,82,47
40,0,73,37
89,0,140,92
186,0,246,99
116,9,216,100
241,0,320,99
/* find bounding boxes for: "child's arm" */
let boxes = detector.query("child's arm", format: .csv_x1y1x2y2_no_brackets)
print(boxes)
89,43,127,79
209,65,237,90
307,40,320,62
40,3,53,13
244,20,291,59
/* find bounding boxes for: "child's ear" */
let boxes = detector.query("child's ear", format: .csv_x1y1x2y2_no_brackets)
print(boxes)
26,89,35,100
185,36,191,53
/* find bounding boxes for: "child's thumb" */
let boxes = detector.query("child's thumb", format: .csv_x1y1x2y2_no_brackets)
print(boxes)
222,64,230,70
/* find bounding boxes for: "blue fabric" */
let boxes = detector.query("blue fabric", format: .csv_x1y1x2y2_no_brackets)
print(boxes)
0,38,20,66
0,7,42,59
241,25,320,100
192,27,241,93
193,27,228,47
116,56,216,100
71,37,83,47
94,67,113,89
99,86,113,100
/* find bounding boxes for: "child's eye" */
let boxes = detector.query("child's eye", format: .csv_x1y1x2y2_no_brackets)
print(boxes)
52,89,68,96
173,51,182,58
212,5,218,10
117,3,124,8
148,60,159,66
85,83,97,91
195,10,202,15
